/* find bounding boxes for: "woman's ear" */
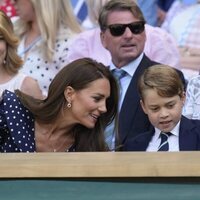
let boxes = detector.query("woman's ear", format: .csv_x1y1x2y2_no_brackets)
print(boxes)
64,86,75,102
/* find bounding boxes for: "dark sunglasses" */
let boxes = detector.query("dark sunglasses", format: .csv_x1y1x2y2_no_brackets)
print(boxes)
106,21,145,37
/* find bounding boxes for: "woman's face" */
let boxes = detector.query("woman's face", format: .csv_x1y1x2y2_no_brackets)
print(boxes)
0,38,7,66
67,78,111,129
12,0,35,22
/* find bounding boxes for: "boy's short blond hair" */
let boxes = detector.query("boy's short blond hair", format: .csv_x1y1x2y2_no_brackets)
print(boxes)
138,65,184,101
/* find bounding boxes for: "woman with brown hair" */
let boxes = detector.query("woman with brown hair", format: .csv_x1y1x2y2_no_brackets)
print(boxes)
0,58,118,152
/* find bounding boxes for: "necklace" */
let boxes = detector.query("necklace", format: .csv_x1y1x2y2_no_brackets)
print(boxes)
35,121,75,152
48,134,75,153
52,144,74,152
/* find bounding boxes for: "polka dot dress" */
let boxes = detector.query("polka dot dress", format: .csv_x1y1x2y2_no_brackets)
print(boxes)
0,90,35,152
18,26,76,96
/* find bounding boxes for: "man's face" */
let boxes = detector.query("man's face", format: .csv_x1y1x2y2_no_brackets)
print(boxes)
100,10,146,68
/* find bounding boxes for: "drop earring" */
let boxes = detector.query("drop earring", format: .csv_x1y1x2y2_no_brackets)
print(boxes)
67,102,71,108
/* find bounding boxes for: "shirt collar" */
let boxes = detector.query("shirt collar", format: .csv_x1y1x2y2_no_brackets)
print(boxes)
109,53,144,77
154,120,181,140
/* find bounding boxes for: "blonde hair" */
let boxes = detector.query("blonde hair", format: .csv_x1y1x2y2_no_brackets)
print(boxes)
86,0,110,26
14,0,82,61
0,10,23,75
138,65,184,101
86,0,138,26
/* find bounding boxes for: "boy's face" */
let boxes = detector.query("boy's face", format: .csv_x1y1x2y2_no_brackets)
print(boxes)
141,89,185,133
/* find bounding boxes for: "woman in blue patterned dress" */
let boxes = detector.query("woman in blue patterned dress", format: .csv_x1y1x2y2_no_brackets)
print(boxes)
0,58,118,152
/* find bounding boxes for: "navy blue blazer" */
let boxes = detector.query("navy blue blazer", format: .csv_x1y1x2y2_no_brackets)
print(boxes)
124,116,200,151
118,54,158,150
117,54,186,150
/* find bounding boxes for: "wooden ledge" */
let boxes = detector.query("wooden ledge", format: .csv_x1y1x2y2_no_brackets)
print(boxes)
1,152,200,178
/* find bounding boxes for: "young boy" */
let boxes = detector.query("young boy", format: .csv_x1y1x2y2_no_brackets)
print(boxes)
124,65,200,151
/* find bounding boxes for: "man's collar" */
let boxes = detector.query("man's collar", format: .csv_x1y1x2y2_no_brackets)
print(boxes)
109,53,144,76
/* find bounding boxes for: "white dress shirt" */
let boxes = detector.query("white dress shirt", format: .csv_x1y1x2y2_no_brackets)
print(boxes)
109,53,144,150
110,53,144,110
146,121,180,152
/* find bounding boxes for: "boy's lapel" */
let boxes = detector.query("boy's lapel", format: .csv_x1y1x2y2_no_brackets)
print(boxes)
179,116,198,151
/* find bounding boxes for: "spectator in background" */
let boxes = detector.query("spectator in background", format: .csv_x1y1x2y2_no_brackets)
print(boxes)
0,0,17,20
137,0,175,27
165,2,200,48
0,10,42,98
161,0,199,33
161,0,200,79
13,0,82,96
157,0,175,12
70,0,88,24
182,75,200,120
82,0,108,29
0,58,118,152
157,0,175,26
68,0,181,69
137,0,158,26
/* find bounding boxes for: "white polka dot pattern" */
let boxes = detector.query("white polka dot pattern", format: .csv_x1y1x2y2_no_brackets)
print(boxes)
0,90,36,152
18,26,75,96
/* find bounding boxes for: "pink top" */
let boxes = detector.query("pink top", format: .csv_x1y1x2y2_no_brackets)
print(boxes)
67,24,180,69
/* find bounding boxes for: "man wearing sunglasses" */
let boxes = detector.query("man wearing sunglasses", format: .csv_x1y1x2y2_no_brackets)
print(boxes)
98,0,166,150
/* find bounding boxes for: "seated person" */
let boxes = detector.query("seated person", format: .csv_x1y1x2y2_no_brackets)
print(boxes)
67,0,181,69
0,0,17,20
13,0,82,96
0,10,42,99
124,65,200,151
182,75,200,120
0,58,118,152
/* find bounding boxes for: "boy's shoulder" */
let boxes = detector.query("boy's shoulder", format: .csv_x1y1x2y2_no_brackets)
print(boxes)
180,115,200,132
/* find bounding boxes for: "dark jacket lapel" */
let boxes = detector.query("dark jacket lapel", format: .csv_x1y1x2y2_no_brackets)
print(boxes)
119,54,158,144
124,127,155,151
179,116,200,151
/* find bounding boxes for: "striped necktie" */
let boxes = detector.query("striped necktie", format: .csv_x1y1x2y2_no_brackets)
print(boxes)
112,69,127,95
158,132,172,151
104,69,127,150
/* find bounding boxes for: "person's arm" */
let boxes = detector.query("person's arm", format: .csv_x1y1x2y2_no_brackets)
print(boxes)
21,77,44,99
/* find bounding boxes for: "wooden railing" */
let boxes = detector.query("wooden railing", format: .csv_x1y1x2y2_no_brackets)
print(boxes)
1,152,200,178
